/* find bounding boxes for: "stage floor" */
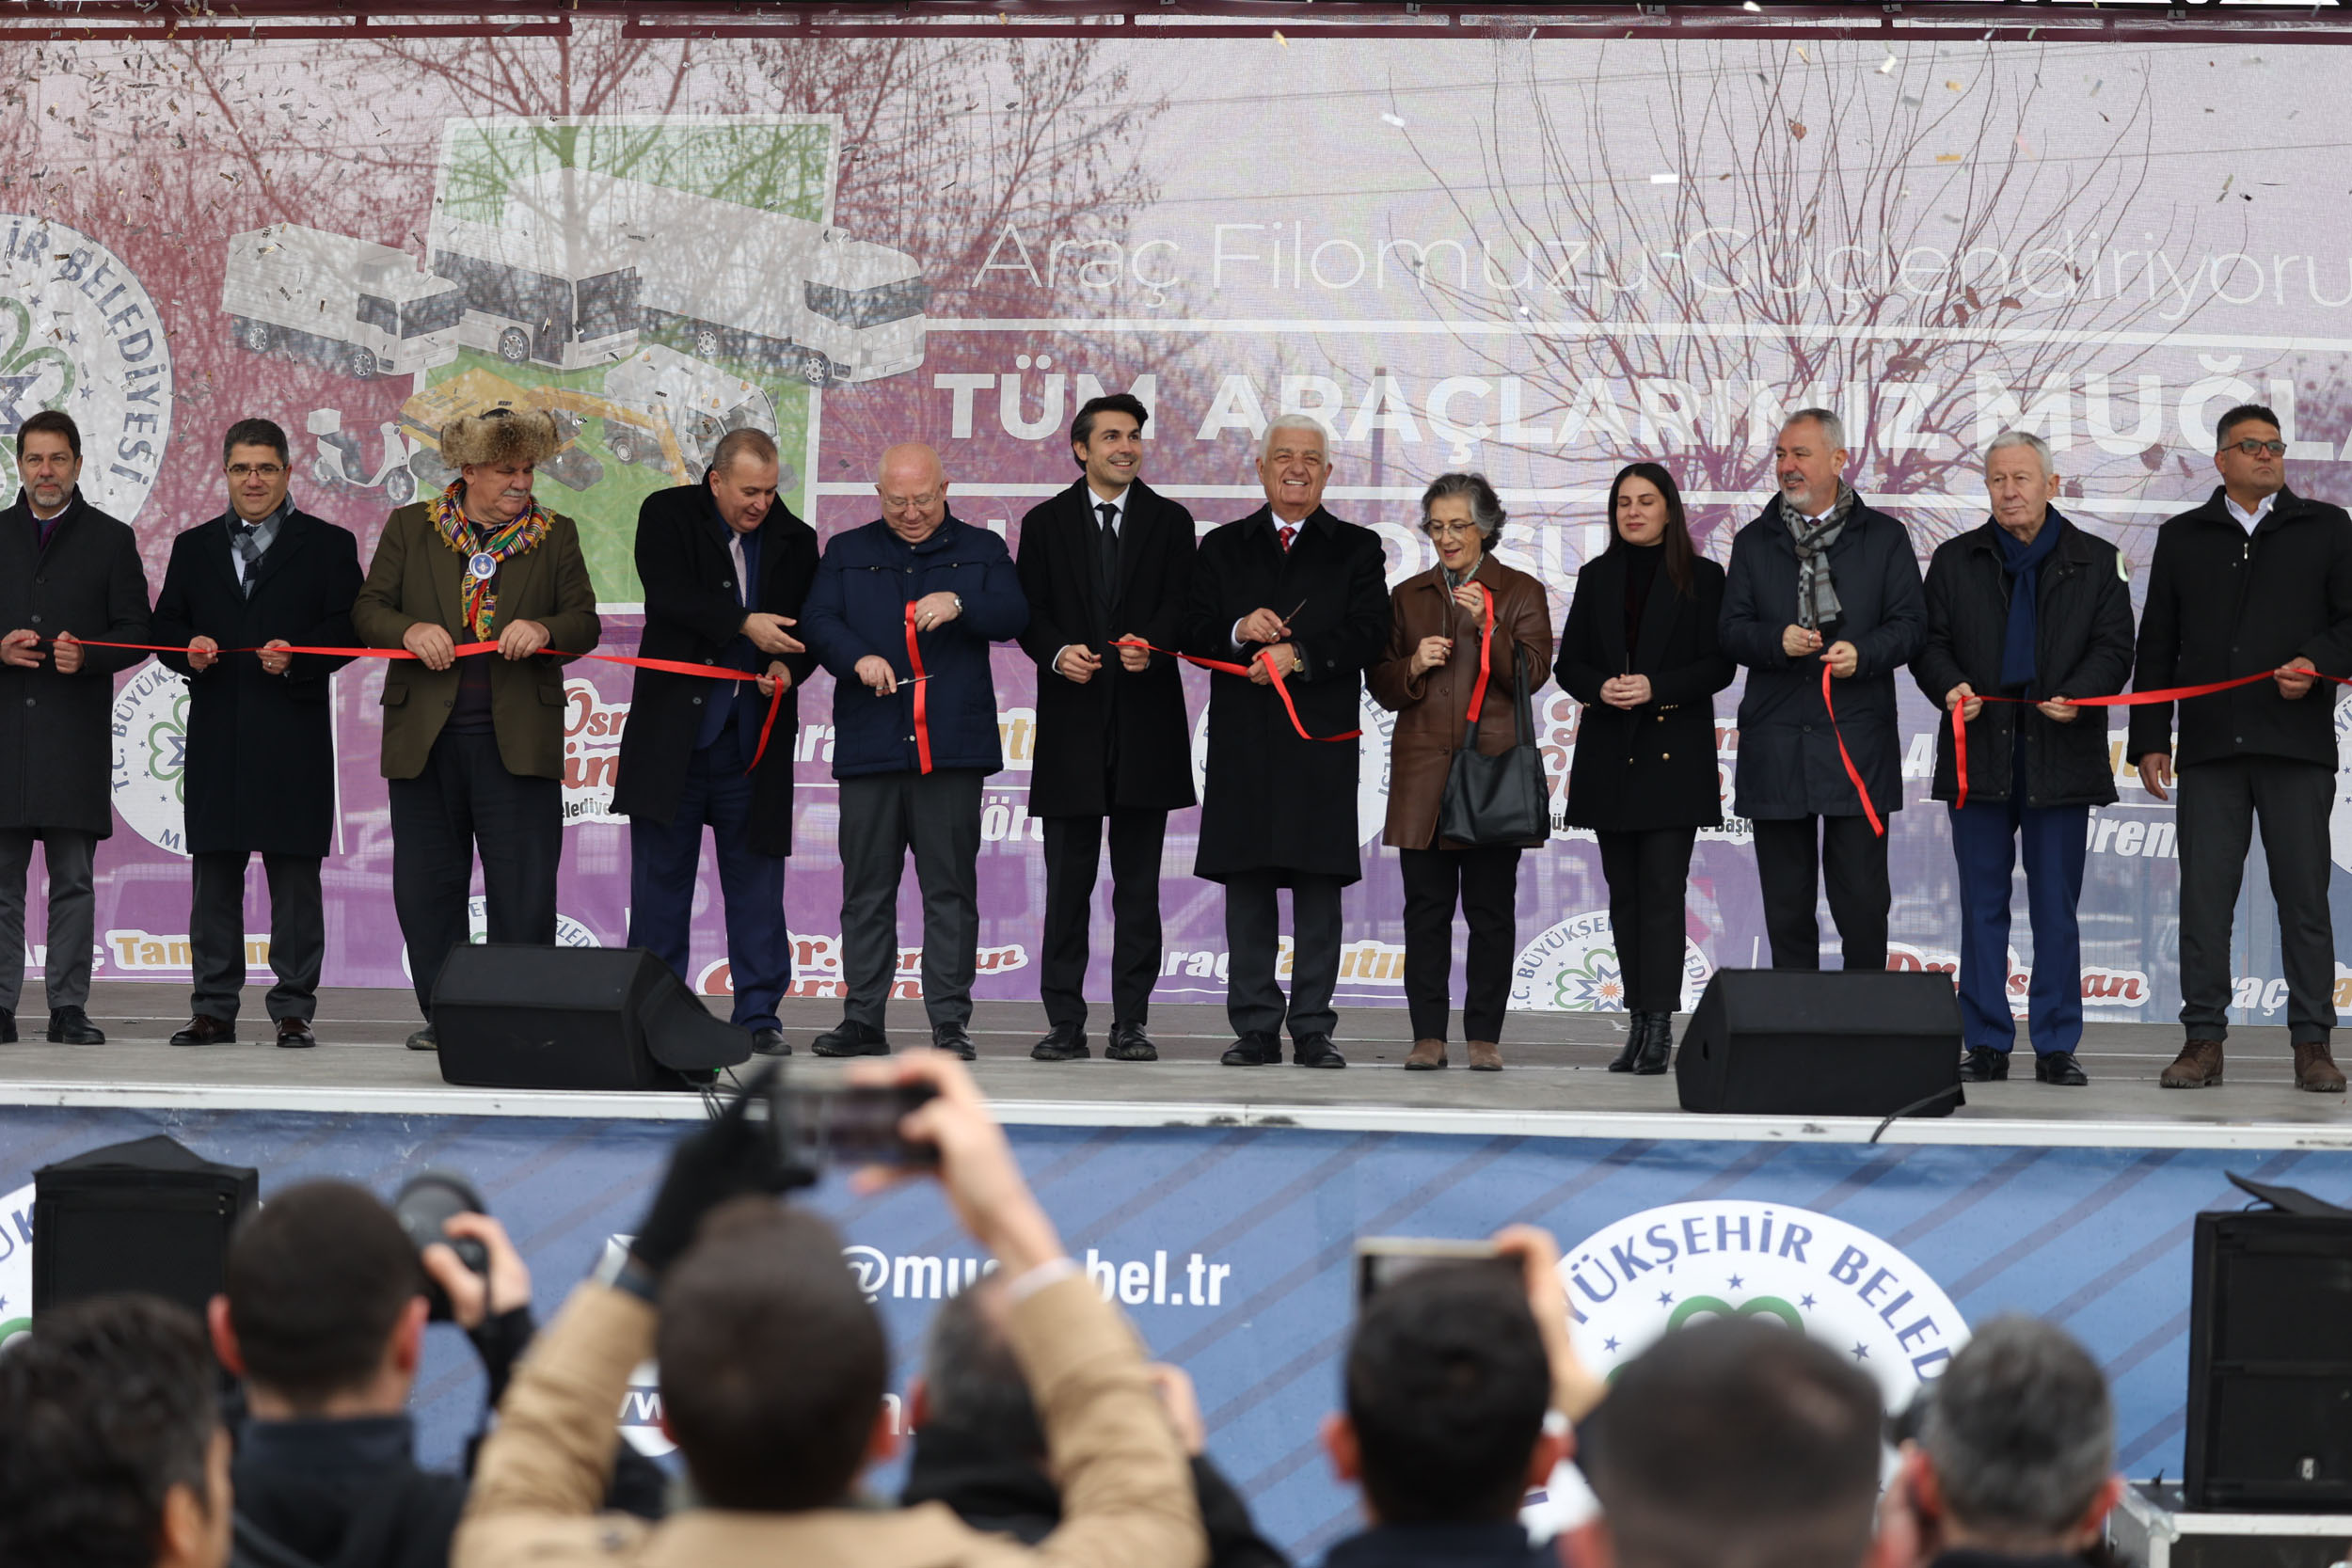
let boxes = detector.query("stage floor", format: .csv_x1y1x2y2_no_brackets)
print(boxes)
0,982,2346,1149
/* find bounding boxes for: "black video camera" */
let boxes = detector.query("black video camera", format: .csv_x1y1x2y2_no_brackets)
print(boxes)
392,1171,489,1323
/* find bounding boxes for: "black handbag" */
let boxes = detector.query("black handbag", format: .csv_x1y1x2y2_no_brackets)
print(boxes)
1437,621,1550,847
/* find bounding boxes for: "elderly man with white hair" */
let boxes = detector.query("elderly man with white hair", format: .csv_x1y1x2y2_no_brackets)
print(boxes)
1912,430,2134,1086
1184,414,1390,1069
800,442,1027,1060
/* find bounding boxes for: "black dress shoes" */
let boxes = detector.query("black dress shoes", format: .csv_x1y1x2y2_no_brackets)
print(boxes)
47,1006,104,1044
1960,1046,2010,1082
1031,1023,1089,1062
170,1014,236,1048
932,1022,977,1060
1221,1033,1280,1066
1631,1012,1673,1076
812,1020,890,1057
405,1023,437,1052
751,1028,791,1057
1293,1033,1346,1069
1105,1023,1157,1062
2034,1051,2089,1086
274,1018,317,1050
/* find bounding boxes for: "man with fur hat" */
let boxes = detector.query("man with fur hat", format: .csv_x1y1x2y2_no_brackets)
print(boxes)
354,406,600,1052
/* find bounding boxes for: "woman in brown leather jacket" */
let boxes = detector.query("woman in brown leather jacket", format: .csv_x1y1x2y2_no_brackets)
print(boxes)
1367,473,1554,1071
1556,464,1735,1075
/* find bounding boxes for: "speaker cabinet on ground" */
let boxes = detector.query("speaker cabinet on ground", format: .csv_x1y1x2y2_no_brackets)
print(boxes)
434,944,750,1091
1675,970,1963,1117
33,1134,259,1318
2187,1207,2352,1511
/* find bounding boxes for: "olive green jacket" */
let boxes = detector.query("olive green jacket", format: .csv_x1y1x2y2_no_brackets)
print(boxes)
352,501,602,780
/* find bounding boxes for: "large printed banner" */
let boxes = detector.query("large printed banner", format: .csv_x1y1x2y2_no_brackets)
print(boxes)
8,24,2352,1020
0,1104,2340,1555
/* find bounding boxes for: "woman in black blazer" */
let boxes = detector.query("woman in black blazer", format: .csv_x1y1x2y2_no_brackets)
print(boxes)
1556,464,1735,1074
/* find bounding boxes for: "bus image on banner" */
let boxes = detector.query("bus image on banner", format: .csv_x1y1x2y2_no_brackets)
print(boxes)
219,223,467,381
426,207,642,372
505,168,927,388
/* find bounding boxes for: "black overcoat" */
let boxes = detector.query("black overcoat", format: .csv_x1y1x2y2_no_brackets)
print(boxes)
1015,478,1198,817
1183,506,1390,883
1557,549,1735,832
1911,513,2136,808
611,483,818,858
0,486,151,836
1718,496,1925,821
150,507,363,855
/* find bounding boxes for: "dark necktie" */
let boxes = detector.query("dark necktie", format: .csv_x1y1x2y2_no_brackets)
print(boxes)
1096,501,1120,605
231,523,264,598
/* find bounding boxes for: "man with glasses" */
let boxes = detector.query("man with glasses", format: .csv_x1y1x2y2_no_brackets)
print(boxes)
2129,403,2352,1092
150,419,363,1049
800,443,1027,1058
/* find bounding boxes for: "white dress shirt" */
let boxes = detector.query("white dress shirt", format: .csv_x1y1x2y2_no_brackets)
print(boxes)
2224,489,2277,537
1054,485,1129,673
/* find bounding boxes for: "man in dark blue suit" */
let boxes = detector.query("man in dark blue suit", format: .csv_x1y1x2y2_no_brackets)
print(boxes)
612,429,818,1056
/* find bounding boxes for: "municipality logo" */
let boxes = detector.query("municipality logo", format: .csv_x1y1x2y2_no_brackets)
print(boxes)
1561,1200,1967,1409
110,658,192,857
1509,910,1712,1013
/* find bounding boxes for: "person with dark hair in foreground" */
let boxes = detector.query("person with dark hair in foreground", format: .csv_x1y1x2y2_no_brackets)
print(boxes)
1896,1317,2122,1568
1575,1316,1885,1568
903,1275,1286,1568
1318,1227,1601,1568
0,1292,231,1568
453,1053,1203,1568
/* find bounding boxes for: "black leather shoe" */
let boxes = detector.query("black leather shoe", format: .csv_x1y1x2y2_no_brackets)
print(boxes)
1632,1012,1673,1076
1105,1023,1158,1062
1221,1033,1280,1066
274,1017,317,1050
1960,1046,2010,1082
405,1023,437,1052
932,1022,977,1061
0,1007,14,1043
2034,1051,2089,1086
751,1028,791,1057
47,1006,103,1044
170,1014,236,1048
1293,1033,1347,1069
1030,1022,1089,1062
812,1021,890,1057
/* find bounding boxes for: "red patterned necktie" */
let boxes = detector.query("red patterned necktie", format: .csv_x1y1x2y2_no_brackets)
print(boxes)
1279,525,1296,553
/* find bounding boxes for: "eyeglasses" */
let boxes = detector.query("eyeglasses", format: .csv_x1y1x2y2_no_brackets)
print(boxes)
881,493,941,514
2225,439,2288,457
226,463,286,479
1422,520,1481,539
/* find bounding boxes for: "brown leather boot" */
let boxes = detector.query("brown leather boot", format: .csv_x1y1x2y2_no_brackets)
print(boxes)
2294,1041,2347,1094
1467,1040,1503,1071
2160,1038,2225,1088
1405,1037,1447,1070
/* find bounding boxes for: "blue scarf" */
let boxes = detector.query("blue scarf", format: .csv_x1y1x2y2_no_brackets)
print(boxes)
1994,513,2061,690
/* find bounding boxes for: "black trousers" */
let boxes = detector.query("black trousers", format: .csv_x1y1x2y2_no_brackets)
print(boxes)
2177,755,2337,1044
190,851,324,1023
388,731,562,1018
1040,807,1167,1031
1751,814,1889,971
837,768,983,1032
1225,869,1343,1041
1597,827,1697,1014
1399,846,1521,1042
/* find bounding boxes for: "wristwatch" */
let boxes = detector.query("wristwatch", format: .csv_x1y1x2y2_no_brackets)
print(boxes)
950,593,963,615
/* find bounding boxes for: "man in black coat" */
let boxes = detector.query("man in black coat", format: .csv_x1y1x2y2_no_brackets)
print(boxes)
0,410,151,1046
612,429,818,1057
151,418,363,1050
2128,404,2352,1093
1184,415,1390,1068
1720,408,1924,972
1913,432,2135,1088
1016,392,1196,1064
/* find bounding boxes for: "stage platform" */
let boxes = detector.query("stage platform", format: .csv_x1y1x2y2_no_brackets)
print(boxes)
0,981,2346,1148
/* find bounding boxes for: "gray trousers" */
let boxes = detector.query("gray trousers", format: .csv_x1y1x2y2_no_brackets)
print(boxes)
0,828,97,1014
1225,869,1344,1041
191,851,325,1024
2177,755,2338,1044
837,768,983,1031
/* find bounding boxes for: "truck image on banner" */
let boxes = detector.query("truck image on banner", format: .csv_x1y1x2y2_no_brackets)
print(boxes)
219,223,466,382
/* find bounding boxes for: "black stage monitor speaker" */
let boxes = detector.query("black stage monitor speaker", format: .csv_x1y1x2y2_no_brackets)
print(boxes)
33,1134,259,1318
2186,1191,2352,1511
1675,969,1963,1117
434,944,751,1090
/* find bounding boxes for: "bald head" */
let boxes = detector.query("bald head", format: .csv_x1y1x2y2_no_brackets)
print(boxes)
876,442,948,542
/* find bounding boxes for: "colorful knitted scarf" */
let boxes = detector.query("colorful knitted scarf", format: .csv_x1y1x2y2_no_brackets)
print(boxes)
431,480,551,639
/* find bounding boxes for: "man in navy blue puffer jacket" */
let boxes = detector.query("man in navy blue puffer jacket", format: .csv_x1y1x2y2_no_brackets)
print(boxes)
801,443,1027,1058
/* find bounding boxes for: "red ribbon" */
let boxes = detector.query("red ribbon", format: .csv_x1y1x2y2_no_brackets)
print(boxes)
1820,663,1885,838
1465,586,1495,725
40,636,789,775
1108,639,1361,743
903,602,934,775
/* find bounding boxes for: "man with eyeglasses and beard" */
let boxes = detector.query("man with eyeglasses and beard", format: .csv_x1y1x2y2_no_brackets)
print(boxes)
2129,403,2352,1093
